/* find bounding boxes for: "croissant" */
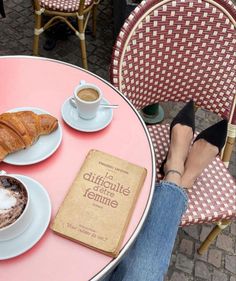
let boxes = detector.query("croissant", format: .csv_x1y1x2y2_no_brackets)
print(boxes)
0,111,58,161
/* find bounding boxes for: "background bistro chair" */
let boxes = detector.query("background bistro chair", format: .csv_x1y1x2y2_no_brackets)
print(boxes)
110,0,236,253
33,0,100,69
0,0,6,18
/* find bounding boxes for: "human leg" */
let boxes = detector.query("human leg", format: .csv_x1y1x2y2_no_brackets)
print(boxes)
107,107,228,281
108,103,194,281
107,181,188,281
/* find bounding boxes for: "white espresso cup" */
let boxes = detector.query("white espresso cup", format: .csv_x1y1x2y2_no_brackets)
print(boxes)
0,171,32,241
71,80,102,120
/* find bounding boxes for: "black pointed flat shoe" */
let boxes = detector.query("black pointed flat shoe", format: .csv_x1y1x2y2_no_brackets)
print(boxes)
159,99,195,176
194,119,228,154
170,99,195,135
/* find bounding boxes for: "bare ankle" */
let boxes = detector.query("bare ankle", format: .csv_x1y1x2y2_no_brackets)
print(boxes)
165,170,182,186
165,159,184,176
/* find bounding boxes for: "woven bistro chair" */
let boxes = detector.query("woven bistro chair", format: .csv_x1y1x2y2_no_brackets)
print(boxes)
110,0,236,253
33,0,100,69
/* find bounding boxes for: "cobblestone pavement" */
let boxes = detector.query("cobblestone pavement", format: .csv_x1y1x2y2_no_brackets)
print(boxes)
0,0,235,280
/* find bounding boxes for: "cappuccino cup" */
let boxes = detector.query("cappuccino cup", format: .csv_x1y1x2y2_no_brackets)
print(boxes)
0,171,32,241
71,80,102,120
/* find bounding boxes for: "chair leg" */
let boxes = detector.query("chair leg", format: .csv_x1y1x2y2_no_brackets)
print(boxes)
33,12,42,56
0,0,6,18
78,17,88,70
80,38,88,69
92,4,98,37
198,219,231,255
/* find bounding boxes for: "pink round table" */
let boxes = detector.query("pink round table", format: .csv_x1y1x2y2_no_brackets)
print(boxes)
0,56,155,281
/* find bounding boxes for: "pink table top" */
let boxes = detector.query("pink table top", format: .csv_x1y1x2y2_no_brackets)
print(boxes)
0,56,155,281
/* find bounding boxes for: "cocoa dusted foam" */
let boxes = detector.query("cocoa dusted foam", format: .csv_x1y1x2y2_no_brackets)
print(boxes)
77,88,99,102
0,177,27,229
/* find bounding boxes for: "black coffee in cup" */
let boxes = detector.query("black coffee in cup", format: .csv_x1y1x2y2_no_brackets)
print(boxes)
0,176,28,229
77,88,99,102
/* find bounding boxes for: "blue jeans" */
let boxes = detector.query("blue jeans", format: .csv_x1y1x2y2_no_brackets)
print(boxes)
106,181,188,281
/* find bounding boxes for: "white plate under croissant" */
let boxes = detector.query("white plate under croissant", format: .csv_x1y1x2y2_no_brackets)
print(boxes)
1,107,62,165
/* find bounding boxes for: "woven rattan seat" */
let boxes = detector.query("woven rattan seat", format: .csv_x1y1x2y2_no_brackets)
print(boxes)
111,0,236,253
39,0,92,13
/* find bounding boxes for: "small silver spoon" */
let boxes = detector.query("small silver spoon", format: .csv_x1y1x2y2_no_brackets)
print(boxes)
70,97,119,109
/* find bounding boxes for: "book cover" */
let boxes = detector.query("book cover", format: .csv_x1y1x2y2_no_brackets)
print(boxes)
51,149,147,257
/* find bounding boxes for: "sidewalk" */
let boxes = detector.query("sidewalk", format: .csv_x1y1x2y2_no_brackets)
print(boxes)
0,1,235,280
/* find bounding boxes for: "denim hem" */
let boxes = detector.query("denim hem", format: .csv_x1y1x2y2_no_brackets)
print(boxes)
107,180,190,281
159,180,189,212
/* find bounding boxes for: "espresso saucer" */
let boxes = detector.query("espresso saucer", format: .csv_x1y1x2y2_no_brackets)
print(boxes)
0,174,51,260
61,97,113,132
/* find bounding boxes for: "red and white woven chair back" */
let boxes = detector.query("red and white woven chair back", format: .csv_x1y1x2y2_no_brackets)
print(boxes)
111,0,236,120
39,0,93,12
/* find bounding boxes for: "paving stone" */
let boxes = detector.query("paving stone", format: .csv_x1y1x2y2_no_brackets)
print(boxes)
20,9,33,17
5,1,15,8
208,249,222,268
231,222,236,236
230,276,236,281
20,1,32,8
170,271,189,281
194,261,211,280
0,33,10,44
3,26,22,40
86,44,97,54
14,5,24,12
169,254,177,267
164,275,169,281
88,54,108,66
212,269,228,281
183,225,200,240
175,254,194,274
216,234,234,253
200,225,214,242
194,242,208,262
225,254,236,274
19,37,31,46
173,234,180,252
179,239,194,256
196,108,207,119
96,69,109,81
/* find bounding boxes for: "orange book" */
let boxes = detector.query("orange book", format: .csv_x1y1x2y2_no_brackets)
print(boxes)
51,149,147,257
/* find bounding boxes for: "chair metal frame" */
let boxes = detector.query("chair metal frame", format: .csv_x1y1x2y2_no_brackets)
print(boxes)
111,0,236,253
33,0,100,69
